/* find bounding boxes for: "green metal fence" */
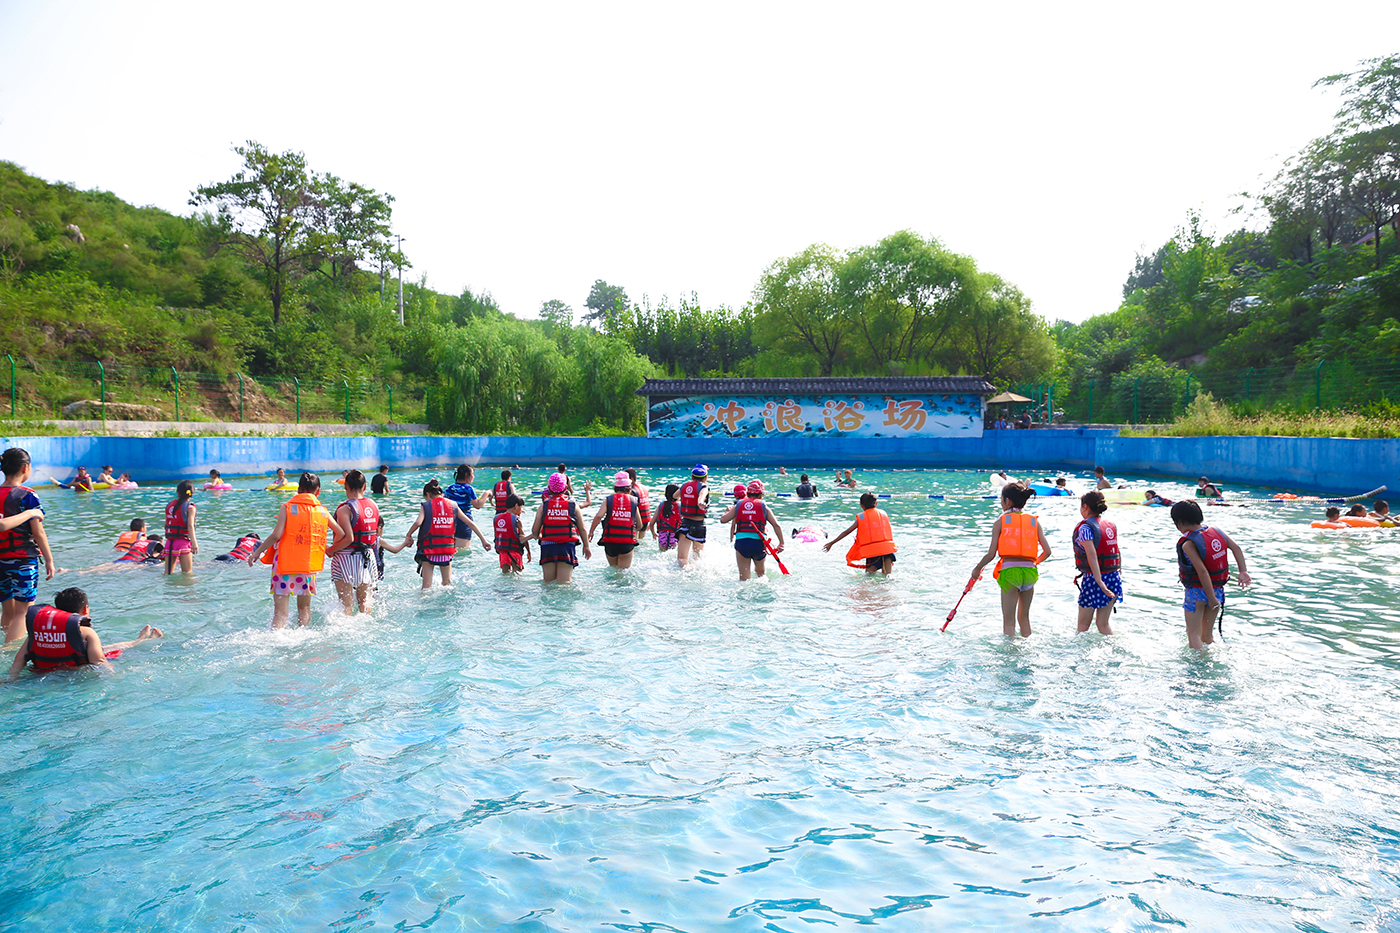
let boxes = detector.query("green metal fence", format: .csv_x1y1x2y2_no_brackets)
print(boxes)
1,359,429,425
1000,357,1400,426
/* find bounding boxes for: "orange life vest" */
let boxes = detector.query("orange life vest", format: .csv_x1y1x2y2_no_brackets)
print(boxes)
114,530,143,551
995,510,1042,578
845,508,896,567
268,493,330,575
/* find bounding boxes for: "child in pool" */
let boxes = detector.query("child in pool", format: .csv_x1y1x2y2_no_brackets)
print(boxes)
493,495,532,574
6,586,163,679
203,470,229,490
728,484,747,545
164,480,198,574
1347,504,1368,517
1144,489,1174,507
1072,491,1121,635
1,447,58,644
1370,500,1391,521
968,481,1051,637
825,492,896,576
114,518,147,551
1171,499,1251,650
71,467,94,491
375,514,412,581
407,479,492,588
649,484,682,552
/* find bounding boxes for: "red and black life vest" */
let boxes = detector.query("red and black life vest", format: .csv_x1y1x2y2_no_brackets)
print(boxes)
599,494,639,545
225,535,260,562
116,538,156,562
657,500,682,534
26,605,89,672
0,486,39,561
633,485,652,525
539,494,579,544
494,512,523,553
343,498,380,551
1177,527,1230,587
734,498,767,536
493,480,513,512
679,480,707,521
419,498,456,557
165,497,191,538
1073,517,1121,575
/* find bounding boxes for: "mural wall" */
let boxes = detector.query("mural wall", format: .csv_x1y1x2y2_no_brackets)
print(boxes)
646,393,984,438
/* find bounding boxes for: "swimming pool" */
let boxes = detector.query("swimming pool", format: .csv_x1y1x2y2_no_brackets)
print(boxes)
4,467,1399,931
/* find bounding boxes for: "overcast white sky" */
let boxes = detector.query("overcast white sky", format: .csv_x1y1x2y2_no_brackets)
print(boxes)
1,2,1395,324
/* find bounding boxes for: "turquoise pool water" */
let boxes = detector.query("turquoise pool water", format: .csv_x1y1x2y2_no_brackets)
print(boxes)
4,467,1400,931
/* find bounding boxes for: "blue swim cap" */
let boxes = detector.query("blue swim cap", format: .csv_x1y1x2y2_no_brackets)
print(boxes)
692,463,708,475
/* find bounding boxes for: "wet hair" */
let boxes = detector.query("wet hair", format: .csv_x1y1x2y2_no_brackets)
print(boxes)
664,483,680,502
859,492,877,510
243,532,262,540
1081,490,1108,516
455,464,473,482
800,474,810,482
626,468,638,482
118,473,130,482
501,469,512,480
424,479,443,498
129,518,146,531
209,470,221,479
504,494,524,509
344,469,367,493
1170,499,1204,527
147,533,162,542
175,480,195,501
297,472,321,495
1326,507,1341,520
378,465,388,473
1347,503,1367,516
1001,482,1035,509
53,587,88,615
1144,489,1157,499
1094,465,1104,475
102,465,112,472
2,448,30,476
1376,500,1390,513
557,463,568,473
1054,477,1067,486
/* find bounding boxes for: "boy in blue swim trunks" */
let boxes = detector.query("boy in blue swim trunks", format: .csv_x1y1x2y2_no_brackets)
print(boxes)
1170,499,1251,649
0,448,58,644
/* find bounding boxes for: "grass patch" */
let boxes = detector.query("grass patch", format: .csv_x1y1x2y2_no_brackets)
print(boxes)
1123,392,1400,439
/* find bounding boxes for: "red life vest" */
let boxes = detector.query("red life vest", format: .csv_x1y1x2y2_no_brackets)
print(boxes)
1073,517,1121,575
633,485,652,525
226,535,259,562
494,512,523,552
342,498,380,551
26,605,89,672
1177,527,1230,587
419,498,457,557
493,480,513,512
657,500,682,534
165,498,191,537
539,495,579,544
679,480,707,521
735,498,767,536
0,485,39,561
116,538,156,562
600,494,639,545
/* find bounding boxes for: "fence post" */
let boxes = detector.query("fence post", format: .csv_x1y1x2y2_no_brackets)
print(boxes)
386,385,394,423
425,387,432,427
96,361,106,423
1088,379,1094,422
1047,384,1054,424
6,353,14,417
1245,368,1253,401
1315,360,1325,409
1134,377,1140,425
343,381,350,425
1183,372,1191,411
238,373,244,423
171,366,180,422
293,377,301,424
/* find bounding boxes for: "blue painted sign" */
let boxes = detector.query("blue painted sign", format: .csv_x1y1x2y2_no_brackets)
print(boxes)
646,393,984,438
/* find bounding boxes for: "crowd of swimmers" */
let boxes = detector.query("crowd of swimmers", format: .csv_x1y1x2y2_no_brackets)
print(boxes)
0,446,1281,681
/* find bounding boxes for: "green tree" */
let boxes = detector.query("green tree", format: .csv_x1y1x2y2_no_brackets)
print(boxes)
1316,54,1400,131
582,279,630,330
943,274,1057,384
751,244,850,376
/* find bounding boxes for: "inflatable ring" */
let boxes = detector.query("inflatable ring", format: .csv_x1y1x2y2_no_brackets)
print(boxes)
264,483,298,492
204,483,234,491
1311,521,1348,529
1341,517,1380,528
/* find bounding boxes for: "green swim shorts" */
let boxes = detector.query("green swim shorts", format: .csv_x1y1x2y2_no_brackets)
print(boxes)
997,565,1039,592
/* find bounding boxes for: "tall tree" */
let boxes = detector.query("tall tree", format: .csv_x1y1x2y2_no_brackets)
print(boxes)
190,142,320,325
582,279,630,330
311,175,395,284
751,244,849,376
1316,54,1400,131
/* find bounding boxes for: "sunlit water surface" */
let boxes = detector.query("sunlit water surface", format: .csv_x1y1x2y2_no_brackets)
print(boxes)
3,467,1399,932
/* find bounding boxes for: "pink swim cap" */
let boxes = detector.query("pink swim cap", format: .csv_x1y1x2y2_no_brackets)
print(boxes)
547,472,567,493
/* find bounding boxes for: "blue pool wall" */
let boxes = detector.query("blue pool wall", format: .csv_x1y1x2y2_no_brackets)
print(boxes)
3,429,1397,497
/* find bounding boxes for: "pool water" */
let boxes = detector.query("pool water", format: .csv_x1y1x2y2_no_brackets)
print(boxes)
4,467,1400,931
